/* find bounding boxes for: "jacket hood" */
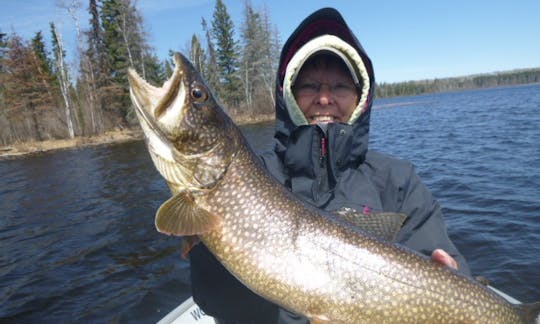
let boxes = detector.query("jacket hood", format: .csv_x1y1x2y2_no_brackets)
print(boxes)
273,7,375,168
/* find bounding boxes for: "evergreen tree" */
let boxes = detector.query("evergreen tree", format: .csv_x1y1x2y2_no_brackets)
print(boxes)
100,0,149,123
0,31,9,112
31,31,52,77
0,32,7,140
211,0,242,109
88,0,105,75
240,3,262,110
190,34,206,75
239,2,280,112
141,48,165,86
0,32,7,65
0,32,7,89
143,53,167,85
101,0,149,80
163,49,175,78
201,18,221,99
101,0,130,85
260,5,281,108
77,0,106,135
84,0,106,93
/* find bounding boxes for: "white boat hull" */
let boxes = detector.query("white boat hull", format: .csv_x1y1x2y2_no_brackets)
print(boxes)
157,297,215,324
157,286,520,324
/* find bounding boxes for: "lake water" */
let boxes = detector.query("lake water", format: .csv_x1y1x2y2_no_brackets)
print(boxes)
1,84,539,322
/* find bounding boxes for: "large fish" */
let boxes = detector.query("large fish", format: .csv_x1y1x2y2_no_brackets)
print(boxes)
128,53,540,323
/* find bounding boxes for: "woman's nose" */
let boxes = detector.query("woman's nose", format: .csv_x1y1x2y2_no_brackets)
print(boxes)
316,84,332,105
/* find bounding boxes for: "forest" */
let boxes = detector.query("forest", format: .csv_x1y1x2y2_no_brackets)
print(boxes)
1,0,539,147
375,68,540,98
0,0,280,147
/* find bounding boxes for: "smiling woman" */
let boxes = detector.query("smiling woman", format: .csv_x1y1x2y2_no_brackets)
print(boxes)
292,52,360,124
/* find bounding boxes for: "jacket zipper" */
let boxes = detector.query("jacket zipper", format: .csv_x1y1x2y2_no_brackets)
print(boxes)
320,134,327,168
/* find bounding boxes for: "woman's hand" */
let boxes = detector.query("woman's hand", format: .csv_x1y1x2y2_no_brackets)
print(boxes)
431,248,458,270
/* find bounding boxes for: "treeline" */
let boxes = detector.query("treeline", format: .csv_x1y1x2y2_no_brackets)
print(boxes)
1,1,539,147
376,68,540,98
0,0,164,146
0,0,280,146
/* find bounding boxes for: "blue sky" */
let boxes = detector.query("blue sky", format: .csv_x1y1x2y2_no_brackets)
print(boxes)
1,0,539,83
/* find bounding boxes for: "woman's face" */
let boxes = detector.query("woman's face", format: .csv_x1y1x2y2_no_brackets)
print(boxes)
293,56,358,124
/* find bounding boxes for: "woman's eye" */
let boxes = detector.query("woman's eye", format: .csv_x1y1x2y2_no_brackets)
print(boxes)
334,83,350,90
299,83,318,90
294,83,319,96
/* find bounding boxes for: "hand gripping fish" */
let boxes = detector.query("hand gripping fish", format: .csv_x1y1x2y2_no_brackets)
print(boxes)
128,53,540,323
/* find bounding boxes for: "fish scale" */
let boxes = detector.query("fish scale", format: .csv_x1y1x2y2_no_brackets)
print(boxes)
128,52,540,323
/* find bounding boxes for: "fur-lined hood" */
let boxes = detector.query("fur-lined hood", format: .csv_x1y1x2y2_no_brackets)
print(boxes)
272,7,375,175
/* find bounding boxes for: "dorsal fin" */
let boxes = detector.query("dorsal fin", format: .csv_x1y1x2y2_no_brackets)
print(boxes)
333,207,407,241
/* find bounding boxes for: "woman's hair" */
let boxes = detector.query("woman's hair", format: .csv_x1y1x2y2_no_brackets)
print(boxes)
299,52,354,79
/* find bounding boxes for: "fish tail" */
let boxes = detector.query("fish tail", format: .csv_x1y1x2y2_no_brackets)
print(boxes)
518,301,540,324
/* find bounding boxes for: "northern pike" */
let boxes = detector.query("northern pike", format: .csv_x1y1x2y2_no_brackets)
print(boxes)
128,53,540,323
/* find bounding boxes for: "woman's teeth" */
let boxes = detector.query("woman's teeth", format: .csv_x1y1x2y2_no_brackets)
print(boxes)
311,116,335,123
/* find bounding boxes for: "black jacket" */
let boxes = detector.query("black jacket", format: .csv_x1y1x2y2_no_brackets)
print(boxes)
190,7,470,323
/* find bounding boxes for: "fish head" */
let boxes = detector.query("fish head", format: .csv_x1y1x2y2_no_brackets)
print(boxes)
128,52,238,192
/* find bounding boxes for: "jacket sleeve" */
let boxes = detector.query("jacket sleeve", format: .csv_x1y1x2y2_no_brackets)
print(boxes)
394,164,472,276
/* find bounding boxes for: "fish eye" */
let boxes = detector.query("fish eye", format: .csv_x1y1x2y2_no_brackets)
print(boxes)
191,86,208,102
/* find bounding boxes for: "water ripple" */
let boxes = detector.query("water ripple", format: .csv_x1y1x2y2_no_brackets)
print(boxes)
1,84,539,321
371,84,540,303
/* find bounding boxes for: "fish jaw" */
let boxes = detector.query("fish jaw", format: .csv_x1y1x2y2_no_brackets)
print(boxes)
128,53,238,192
128,54,188,166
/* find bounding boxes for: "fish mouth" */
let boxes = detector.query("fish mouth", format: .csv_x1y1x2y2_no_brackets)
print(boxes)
128,54,188,152
129,85,166,144
128,54,186,117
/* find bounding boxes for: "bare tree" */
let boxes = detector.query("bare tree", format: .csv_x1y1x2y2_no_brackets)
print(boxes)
51,23,75,138
118,0,135,69
59,0,102,135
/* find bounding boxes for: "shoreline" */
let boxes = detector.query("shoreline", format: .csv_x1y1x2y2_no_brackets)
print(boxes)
0,114,274,161
0,129,145,160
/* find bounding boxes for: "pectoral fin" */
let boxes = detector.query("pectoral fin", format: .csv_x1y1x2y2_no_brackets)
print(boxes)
155,192,222,236
334,207,407,241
